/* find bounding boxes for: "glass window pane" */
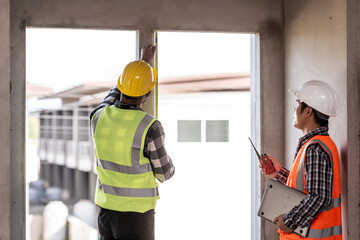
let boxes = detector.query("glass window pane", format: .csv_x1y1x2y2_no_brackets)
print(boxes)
206,120,229,142
177,120,201,142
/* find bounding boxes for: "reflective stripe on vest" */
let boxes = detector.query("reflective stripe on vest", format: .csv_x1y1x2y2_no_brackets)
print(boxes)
322,196,341,212
130,114,154,167
97,178,158,198
91,108,104,137
281,136,342,240
307,225,342,239
295,139,333,192
97,158,152,174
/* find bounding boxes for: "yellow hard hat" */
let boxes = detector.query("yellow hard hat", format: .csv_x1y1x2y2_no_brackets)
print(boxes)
117,60,157,97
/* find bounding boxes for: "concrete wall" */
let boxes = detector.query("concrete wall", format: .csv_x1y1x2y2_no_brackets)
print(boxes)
0,0,10,239
346,0,360,239
284,0,347,166
8,0,284,239
284,0,360,239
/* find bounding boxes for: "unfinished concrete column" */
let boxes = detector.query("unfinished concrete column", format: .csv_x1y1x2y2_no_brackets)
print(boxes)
346,0,360,239
259,18,284,240
52,165,63,188
0,0,11,238
88,172,97,202
137,29,157,116
63,167,75,201
74,170,89,201
10,4,27,240
40,162,51,186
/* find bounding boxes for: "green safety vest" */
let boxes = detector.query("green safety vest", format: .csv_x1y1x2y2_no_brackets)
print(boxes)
91,105,158,213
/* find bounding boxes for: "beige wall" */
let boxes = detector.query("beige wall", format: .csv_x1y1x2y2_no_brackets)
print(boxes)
9,0,284,239
0,0,10,239
284,0,360,239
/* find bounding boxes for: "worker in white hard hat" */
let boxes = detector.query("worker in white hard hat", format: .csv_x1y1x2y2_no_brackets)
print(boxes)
90,45,175,240
261,80,342,240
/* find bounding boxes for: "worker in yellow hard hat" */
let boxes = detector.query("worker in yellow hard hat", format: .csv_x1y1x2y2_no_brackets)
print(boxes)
90,45,175,240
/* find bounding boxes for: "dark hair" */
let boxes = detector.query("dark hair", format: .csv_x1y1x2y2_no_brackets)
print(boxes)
121,93,142,100
300,102,329,127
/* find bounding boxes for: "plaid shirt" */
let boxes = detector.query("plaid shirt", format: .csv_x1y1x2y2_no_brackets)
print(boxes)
90,86,175,182
275,126,333,229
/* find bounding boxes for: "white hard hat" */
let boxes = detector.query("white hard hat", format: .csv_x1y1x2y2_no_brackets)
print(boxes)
288,80,338,117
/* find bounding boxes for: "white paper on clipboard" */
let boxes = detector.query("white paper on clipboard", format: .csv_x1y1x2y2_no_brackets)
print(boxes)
258,178,310,237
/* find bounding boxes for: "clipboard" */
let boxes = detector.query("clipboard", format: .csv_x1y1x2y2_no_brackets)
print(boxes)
258,179,309,237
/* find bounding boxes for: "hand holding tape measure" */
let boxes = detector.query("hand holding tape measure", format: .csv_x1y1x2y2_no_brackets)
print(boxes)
248,137,277,175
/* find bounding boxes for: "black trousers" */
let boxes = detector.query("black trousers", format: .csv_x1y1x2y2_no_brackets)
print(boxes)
97,207,155,240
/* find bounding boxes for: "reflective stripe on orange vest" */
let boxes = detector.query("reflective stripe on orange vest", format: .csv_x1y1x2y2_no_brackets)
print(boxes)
279,135,342,240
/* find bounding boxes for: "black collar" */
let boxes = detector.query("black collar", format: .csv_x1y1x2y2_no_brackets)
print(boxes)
114,100,143,111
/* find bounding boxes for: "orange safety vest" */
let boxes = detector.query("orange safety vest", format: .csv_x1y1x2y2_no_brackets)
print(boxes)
279,135,342,240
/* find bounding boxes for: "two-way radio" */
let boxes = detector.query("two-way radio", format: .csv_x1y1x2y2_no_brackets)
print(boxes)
248,137,276,175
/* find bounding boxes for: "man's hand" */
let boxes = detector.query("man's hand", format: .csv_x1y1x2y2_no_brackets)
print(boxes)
141,45,156,64
273,214,293,234
260,155,282,178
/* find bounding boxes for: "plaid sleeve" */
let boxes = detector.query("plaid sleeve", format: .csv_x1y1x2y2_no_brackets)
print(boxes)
283,144,333,229
275,167,290,184
144,120,175,182
90,86,120,120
